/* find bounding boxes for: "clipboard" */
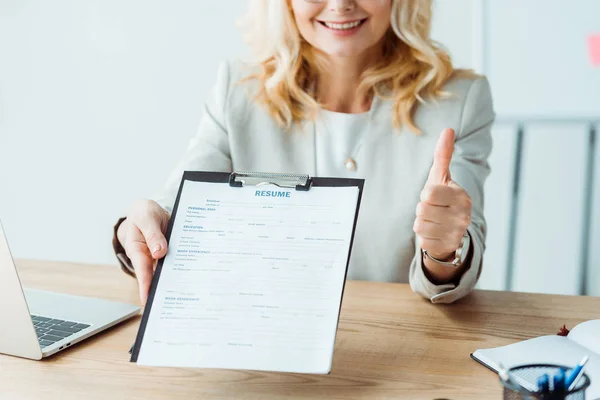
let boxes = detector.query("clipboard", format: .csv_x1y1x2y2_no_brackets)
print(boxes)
129,171,364,372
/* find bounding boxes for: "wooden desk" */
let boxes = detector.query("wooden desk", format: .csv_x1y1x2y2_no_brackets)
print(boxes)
2,260,599,400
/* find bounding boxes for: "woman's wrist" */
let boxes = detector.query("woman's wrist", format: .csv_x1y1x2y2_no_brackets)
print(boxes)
422,245,472,285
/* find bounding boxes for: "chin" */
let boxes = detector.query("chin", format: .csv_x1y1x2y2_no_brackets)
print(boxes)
320,44,367,58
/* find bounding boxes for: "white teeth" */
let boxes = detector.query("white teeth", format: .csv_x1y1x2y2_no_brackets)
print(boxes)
324,20,362,30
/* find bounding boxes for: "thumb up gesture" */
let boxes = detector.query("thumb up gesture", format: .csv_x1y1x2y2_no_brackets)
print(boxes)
413,128,472,264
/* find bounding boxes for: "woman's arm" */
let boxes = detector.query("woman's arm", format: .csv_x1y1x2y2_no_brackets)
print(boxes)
410,77,495,304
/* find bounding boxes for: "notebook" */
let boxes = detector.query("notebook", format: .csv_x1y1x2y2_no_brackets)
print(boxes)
472,320,600,398
130,171,364,374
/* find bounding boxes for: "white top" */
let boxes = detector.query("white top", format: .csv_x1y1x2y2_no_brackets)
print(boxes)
315,109,370,178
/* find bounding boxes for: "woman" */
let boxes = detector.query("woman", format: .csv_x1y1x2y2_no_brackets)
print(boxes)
113,0,494,305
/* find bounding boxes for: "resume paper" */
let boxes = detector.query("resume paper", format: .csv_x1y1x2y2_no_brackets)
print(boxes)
135,180,360,373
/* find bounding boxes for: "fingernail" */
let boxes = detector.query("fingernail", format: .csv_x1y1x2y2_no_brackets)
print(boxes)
151,243,161,255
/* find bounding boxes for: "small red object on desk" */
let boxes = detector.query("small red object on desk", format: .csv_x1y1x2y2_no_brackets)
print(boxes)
557,324,570,336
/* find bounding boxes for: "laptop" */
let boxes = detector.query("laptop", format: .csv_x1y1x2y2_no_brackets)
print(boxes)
0,220,140,359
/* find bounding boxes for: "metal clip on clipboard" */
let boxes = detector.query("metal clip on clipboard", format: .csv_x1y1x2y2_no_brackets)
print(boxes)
228,172,312,191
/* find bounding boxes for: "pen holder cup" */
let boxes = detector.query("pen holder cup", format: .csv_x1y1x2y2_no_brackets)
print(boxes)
501,364,591,400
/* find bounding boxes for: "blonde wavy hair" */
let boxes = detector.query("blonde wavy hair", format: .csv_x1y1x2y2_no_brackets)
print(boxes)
239,0,472,133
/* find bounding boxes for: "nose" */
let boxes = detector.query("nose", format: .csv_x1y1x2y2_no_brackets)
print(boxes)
330,0,356,13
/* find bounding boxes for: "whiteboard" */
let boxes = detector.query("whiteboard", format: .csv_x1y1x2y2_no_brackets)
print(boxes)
487,0,600,118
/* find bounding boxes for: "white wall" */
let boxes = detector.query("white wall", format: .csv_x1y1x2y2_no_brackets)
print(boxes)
430,0,483,71
487,0,600,118
1,1,599,295
0,0,247,264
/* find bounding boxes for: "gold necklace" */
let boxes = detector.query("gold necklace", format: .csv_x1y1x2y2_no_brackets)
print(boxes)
317,105,374,172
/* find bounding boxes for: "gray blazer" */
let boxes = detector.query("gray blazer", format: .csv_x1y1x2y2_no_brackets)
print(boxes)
150,60,495,304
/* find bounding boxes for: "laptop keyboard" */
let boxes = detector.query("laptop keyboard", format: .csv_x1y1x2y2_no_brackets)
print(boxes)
30,315,91,349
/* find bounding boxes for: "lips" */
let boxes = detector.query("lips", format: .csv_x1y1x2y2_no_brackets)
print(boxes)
318,19,367,31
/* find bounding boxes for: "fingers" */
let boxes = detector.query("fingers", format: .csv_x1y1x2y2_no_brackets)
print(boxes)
416,187,472,228
130,201,169,260
414,182,472,259
419,130,471,262
413,219,447,239
125,223,154,305
415,202,458,225
427,128,455,185
124,200,171,305
414,220,465,256
420,183,466,207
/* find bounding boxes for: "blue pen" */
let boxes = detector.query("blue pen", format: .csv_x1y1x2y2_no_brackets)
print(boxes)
553,369,565,392
537,374,549,393
565,355,589,390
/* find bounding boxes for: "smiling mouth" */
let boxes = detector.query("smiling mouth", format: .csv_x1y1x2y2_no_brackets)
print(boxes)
318,19,367,31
